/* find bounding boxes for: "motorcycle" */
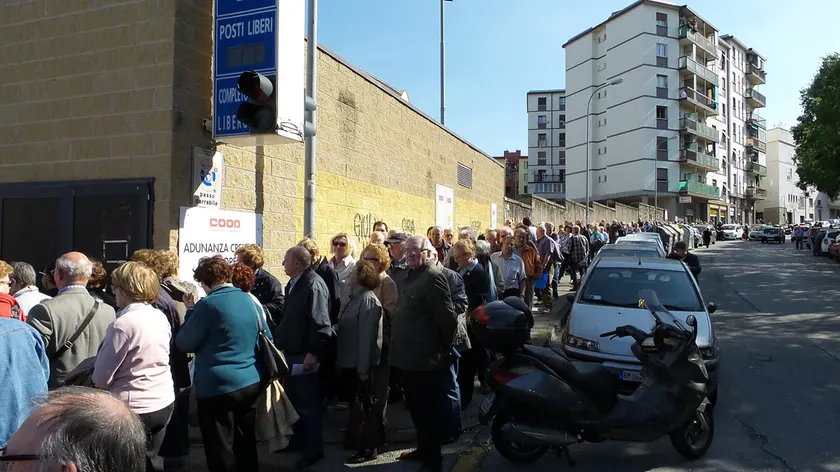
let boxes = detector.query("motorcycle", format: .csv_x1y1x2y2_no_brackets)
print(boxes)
473,290,714,465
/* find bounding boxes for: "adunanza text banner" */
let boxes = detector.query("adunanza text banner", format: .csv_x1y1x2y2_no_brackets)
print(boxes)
178,206,263,281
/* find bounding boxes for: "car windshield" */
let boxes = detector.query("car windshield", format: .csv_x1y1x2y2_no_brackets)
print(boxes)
598,248,661,258
763,228,779,234
828,231,840,239
750,225,765,231
579,268,703,311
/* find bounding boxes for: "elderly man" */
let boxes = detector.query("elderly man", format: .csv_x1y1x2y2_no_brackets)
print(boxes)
391,236,458,472
535,225,562,311
27,252,116,389
513,228,541,310
430,226,452,267
3,387,147,472
491,236,527,299
485,229,499,252
370,230,387,245
10,262,51,315
276,246,332,469
386,231,410,292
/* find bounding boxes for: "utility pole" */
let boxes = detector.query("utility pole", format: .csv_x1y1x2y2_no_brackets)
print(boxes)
440,0,448,125
303,0,318,239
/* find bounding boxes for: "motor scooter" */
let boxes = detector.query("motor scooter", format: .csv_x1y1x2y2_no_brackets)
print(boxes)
474,290,714,465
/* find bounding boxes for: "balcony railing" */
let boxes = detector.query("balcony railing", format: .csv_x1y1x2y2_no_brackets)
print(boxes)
679,115,720,143
679,144,720,172
747,114,766,129
746,88,766,108
679,180,721,199
679,86,717,113
678,26,717,58
747,62,767,84
747,161,767,176
678,56,719,86
746,136,767,153
746,186,767,199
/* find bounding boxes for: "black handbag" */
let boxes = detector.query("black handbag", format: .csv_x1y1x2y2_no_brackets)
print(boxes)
343,381,385,451
255,305,289,381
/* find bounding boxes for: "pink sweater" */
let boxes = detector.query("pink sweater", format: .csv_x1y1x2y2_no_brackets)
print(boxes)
93,303,175,414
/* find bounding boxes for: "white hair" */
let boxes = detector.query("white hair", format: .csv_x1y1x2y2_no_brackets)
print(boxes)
55,254,93,282
475,240,492,256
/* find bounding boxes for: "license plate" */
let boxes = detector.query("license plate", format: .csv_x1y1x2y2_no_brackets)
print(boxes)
619,370,644,382
479,392,496,416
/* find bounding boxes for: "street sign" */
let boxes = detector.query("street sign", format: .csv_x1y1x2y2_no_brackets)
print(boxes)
212,0,304,145
679,196,692,203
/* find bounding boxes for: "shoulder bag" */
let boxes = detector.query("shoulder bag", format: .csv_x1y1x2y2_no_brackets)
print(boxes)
50,300,99,362
255,301,289,381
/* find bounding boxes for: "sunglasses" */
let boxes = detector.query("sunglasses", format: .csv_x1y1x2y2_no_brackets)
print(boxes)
332,242,347,247
0,447,40,464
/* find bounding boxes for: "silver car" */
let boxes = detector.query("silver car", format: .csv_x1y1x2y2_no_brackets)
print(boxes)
592,244,664,263
561,257,720,400
614,234,666,257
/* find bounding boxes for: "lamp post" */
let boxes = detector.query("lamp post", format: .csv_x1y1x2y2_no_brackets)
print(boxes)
585,77,623,226
440,0,453,125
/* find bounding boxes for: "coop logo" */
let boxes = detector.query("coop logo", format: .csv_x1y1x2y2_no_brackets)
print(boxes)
210,218,241,229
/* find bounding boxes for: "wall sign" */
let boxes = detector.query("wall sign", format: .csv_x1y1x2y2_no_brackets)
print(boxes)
178,207,263,281
192,146,224,209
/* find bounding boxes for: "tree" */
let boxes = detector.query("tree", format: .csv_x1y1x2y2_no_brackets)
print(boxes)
791,53,840,200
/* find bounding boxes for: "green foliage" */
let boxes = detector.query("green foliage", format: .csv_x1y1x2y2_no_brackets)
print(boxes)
791,53,840,200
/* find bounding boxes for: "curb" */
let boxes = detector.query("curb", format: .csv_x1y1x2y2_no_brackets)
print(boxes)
449,439,492,472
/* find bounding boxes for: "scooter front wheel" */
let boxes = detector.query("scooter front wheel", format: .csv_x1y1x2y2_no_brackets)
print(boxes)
491,409,549,463
670,408,714,460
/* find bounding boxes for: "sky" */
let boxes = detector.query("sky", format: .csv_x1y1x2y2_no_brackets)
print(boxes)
313,0,840,158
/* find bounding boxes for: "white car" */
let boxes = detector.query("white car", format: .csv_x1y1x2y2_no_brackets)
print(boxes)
562,257,720,400
818,229,840,255
720,224,740,240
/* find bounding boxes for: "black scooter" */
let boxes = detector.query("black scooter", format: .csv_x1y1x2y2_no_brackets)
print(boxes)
475,290,714,465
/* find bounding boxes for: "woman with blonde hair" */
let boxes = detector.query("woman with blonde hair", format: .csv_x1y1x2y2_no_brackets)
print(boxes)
93,261,175,472
329,233,357,309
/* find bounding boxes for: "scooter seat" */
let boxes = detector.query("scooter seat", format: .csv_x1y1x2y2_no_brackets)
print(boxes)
522,345,619,412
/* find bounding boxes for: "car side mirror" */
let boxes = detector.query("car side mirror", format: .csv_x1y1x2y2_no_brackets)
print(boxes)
565,292,576,303
707,302,717,314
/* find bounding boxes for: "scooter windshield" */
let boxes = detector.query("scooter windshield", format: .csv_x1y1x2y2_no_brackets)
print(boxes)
637,289,691,334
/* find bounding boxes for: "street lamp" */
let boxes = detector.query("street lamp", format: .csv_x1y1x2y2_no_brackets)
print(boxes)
585,77,623,226
440,0,453,125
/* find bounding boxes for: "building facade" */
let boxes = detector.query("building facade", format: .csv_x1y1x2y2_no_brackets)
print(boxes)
561,0,767,224
494,149,529,200
0,1,503,276
526,89,567,201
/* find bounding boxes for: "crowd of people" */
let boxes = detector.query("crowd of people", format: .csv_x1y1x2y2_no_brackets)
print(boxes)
0,216,664,472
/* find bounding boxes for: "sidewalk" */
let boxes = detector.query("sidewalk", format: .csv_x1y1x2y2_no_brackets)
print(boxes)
178,289,573,472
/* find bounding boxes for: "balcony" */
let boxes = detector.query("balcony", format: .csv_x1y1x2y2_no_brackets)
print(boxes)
679,86,717,114
679,115,720,143
746,185,767,200
679,144,720,172
746,161,767,176
745,88,766,108
746,136,767,153
679,180,721,200
678,26,717,59
747,114,766,129
678,56,719,86
746,62,767,85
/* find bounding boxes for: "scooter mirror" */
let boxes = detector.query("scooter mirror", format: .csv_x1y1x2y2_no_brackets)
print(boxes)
686,315,697,327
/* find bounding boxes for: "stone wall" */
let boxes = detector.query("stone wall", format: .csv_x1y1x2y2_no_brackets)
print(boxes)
503,196,665,228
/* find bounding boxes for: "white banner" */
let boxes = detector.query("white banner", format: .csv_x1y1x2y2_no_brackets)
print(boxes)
192,146,224,209
178,207,263,281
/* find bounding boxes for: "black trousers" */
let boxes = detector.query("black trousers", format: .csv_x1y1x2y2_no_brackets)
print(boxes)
396,367,450,472
159,387,191,458
138,402,174,472
196,382,262,472
456,347,488,410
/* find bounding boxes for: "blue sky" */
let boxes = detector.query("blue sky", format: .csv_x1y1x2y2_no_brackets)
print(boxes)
315,0,840,157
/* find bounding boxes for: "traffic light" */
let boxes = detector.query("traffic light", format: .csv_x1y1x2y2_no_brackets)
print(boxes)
236,70,277,132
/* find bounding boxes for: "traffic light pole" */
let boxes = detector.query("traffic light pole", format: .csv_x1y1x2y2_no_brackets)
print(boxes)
303,0,318,239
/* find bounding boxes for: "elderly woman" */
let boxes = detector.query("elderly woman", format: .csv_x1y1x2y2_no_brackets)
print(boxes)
330,233,357,309
176,255,268,472
92,261,175,472
86,259,118,310
336,261,386,464
359,243,398,315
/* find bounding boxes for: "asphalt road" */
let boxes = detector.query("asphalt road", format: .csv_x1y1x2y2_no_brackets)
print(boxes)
480,238,840,472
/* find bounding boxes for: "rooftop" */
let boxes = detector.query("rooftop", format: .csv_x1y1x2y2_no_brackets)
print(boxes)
527,89,566,95
719,34,765,60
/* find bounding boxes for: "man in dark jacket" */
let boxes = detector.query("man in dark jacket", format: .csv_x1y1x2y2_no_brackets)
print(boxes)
391,236,458,472
667,241,702,277
387,231,410,293
235,244,285,329
276,246,332,470
451,240,489,410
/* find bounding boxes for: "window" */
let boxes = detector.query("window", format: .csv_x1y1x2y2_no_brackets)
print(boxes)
558,114,566,129
558,151,566,165
656,74,668,98
537,97,547,111
558,97,566,111
655,12,668,36
537,115,547,129
656,43,668,67
457,162,473,188
537,151,546,166
786,168,793,181
538,133,547,147
558,133,566,147
722,104,726,116
657,136,669,160
656,167,669,192
721,78,726,90
656,105,668,129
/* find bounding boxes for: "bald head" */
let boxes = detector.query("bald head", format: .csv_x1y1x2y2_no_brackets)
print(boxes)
370,231,386,245
283,245,312,279
55,251,93,289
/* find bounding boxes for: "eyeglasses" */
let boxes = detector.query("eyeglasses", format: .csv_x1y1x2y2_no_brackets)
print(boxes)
0,447,40,463
362,256,379,262
332,242,347,248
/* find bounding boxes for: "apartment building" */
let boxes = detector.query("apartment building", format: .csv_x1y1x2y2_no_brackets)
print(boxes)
526,89,567,201
756,128,838,224
494,149,529,200
561,0,768,223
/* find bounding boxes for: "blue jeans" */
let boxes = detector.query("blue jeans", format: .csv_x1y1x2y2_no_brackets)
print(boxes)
446,349,462,439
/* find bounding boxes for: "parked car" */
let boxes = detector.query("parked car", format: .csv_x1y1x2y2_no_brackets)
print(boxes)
615,234,667,257
828,235,840,262
817,230,840,256
759,227,785,244
720,224,741,240
592,244,664,264
748,225,768,241
562,257,719,401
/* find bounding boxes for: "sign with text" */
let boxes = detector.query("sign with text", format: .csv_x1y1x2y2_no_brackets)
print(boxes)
679,196,692,203
178,207,263,281
192,146,224,209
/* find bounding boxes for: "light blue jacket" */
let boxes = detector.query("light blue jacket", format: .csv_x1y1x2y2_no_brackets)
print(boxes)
0,318,49,448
